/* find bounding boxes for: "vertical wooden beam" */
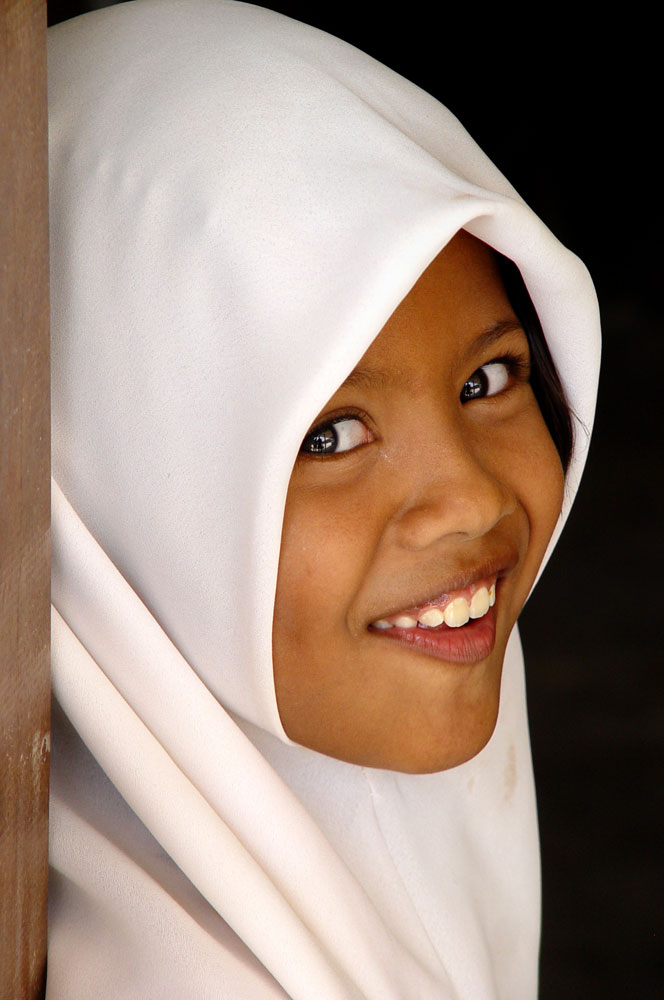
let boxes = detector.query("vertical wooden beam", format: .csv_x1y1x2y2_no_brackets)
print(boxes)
0,1,50,998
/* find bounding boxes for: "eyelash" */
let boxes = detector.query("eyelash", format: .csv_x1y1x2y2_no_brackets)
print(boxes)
299,408,373,457
489,351,530,382
460,351,530,403
299,351,530,457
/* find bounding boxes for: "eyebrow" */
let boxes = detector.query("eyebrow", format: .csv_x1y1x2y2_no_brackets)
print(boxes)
341,366,409,391
340,319,526,391
462,318,526,361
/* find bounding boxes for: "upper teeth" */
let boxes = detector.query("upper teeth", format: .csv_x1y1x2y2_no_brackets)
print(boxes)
394,615,419,628
470,587,490,619
418,607,444,627
373,583,496,631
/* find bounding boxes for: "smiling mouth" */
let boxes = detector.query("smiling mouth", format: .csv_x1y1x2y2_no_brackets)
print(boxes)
367,576,502,665
370,577,496,631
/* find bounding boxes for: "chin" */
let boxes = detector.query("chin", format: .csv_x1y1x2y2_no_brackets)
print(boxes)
376,694,501,775
279,643,506,774
401,729,497,774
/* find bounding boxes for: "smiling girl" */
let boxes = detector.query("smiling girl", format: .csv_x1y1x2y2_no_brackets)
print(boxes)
47,2,600,998
274,232,566,774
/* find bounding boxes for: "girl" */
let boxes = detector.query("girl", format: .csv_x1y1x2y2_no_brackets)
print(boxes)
47,1,600,997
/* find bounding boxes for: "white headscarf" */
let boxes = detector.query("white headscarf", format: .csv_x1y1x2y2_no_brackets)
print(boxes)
47,2,600,997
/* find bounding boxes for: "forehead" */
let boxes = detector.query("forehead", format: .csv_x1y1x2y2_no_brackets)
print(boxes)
344,231,520,388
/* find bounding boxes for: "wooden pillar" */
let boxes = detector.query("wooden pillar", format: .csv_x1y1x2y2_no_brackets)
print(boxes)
0,1,50,998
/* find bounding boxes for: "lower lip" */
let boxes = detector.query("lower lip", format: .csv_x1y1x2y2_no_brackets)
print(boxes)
368,606,497,664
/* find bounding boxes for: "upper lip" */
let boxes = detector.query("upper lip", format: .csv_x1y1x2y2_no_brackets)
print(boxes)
366,548,519,624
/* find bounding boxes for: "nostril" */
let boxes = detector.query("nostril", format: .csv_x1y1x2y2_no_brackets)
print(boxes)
393,474,516,550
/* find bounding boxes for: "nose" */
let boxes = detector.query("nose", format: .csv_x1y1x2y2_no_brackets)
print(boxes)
391,430,517,551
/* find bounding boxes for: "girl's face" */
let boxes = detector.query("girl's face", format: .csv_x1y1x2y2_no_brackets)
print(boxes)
272,231,564,773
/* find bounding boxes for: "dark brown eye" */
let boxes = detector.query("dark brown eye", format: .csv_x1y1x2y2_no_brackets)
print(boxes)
300,417,372,456
461,369,488,401
460,362,510,402
301,425,338,454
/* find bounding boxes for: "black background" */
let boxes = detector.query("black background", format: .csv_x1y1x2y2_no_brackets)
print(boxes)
47,3,663,995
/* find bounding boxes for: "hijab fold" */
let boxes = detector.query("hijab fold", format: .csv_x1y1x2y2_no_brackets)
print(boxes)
47,2,600,997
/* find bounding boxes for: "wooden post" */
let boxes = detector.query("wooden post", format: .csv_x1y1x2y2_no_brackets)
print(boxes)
0,1,50,998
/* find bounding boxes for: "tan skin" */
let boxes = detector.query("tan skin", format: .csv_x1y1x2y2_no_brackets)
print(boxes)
272,231,564,773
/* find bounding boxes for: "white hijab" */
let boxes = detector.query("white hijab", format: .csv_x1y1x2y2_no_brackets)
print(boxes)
47,2,600,997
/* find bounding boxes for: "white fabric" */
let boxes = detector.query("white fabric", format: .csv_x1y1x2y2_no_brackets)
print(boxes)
47,2,601,997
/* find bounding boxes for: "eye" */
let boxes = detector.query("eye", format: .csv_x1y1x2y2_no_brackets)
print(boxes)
300,416,372,455
460,361,510,402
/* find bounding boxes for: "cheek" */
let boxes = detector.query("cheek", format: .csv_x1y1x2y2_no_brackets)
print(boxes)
276,462,391,596
271,479,375,745
529,423,565,528
478,403,564,627
515,413,566,584
272,480,370,654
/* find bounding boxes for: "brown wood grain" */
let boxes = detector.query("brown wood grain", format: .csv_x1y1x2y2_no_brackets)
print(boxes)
0,1,50,998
